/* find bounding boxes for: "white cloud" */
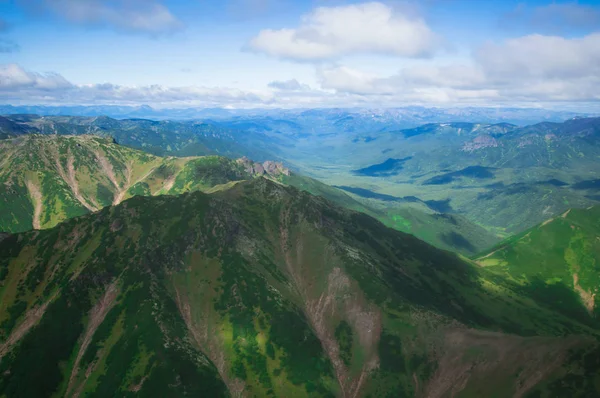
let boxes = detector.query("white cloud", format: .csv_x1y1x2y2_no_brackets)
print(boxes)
32,0,183,35
317,32,600,103
318,66,389,94
476,33,600,81
247,2,438,61
268,79,310,91
0,64,280,107
0,64,73,90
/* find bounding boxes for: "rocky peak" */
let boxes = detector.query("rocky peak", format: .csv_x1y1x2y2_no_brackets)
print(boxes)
236,157,290,177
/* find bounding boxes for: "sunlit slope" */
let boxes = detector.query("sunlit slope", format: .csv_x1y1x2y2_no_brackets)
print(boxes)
0,135,278,233
0,179,598,397
477,205,600,320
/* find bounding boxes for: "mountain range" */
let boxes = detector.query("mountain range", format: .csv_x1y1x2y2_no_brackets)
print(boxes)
1,105,595,125
3,114,599,236
1,178,599,397
1,111,600,397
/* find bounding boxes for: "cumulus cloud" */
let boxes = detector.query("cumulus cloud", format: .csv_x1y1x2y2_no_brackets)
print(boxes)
247,2,438,61
4,30,600,111
476,33,600,81
267,79,310,91
25,0,183,35
317,32,600,103
318,66,388,94
0,64,72,90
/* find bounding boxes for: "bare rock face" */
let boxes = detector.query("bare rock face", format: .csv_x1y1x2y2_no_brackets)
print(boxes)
236,157,290,177
253,162,265,175
262,160,290,176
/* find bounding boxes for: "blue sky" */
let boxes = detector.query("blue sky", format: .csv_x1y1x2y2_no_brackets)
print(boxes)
0,0,599,108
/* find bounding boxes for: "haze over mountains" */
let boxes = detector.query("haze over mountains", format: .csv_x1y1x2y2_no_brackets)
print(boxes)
3,113,599,236
0,104,596,125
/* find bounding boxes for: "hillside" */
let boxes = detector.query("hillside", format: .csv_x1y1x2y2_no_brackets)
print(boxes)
477,205,600,320
0,135,498,254
0,135,291,234
0,114,277,161
0,178,598,397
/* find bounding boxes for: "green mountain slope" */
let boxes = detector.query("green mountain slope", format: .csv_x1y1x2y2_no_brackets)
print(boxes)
0,135,498,254
0,179,599,397
1,114,276,161
0,135,285,233
476,205,600,320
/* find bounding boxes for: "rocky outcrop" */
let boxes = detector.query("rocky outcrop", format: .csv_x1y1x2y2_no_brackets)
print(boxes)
236,157,290,177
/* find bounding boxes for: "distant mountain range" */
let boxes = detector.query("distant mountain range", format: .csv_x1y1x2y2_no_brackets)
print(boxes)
1,104,596,125
3,113,600,243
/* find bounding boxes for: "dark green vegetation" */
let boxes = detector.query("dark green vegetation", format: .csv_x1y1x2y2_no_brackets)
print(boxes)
0,179,599,397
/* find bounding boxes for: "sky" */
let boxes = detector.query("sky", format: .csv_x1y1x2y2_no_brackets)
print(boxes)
0,0,599,109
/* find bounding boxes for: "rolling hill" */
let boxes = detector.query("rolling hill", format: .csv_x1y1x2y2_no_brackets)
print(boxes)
0,178,598,397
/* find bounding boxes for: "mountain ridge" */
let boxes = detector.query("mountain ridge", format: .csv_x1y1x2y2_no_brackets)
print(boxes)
0,177,599,397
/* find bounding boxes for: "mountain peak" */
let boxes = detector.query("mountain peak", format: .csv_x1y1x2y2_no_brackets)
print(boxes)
236,156,290,177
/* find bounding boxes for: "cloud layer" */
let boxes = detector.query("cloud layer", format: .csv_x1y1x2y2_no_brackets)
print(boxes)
0,64,276,107
247,2,437,61
2,1,600,108
318,32,600,103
